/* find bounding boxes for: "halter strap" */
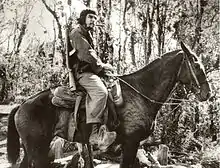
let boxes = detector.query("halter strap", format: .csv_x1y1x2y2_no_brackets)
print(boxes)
186,56,200,88
184,54,200,88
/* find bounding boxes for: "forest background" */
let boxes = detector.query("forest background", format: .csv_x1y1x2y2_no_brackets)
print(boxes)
0,0,219,166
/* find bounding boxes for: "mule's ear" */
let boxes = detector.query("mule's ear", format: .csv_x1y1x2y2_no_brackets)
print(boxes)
180,41,191,55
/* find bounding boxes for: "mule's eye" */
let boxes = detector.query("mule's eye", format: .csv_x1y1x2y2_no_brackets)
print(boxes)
194,63,200,69
190,55,196,61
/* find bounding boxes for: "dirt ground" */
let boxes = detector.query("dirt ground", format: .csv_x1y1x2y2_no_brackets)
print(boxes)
0,114,10,168
0,105,218,168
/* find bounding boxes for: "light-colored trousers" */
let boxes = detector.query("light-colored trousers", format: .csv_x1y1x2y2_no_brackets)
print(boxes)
77,72,108,124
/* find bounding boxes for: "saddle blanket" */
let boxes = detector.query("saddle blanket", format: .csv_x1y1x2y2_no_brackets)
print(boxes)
52,86,81,109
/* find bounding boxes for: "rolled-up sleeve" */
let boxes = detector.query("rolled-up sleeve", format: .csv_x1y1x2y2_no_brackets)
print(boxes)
70,29,104,74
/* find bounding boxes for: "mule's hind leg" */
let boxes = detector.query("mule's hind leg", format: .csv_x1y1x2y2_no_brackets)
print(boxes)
19,145,28,168
24,137,51,168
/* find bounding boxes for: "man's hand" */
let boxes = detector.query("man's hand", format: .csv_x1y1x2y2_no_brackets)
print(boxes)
98,63,114,77
103,63,114,72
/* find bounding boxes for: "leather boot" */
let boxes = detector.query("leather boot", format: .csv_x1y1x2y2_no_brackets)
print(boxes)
107,97,120,130
89,123,116,151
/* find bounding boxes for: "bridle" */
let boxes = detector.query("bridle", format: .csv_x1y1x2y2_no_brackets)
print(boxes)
182,53,200,89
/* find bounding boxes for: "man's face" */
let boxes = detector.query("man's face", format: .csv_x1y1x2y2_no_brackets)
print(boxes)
85,13,97,30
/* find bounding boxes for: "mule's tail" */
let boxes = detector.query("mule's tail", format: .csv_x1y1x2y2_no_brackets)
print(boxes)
7,105,20,164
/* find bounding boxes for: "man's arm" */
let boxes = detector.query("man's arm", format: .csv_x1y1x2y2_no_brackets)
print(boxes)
70,31,104,74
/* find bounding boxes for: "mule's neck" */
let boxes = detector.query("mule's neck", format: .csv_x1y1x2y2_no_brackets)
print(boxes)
121,50,184,118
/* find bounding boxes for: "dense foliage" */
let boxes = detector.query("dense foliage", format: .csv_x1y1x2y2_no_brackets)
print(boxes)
0,0,219,165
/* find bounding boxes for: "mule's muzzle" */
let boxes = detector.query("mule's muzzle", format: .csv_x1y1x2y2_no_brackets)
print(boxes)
196,81,211,102
197,90,211,102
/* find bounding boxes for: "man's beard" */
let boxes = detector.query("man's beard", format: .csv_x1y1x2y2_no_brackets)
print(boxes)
85,24,95,31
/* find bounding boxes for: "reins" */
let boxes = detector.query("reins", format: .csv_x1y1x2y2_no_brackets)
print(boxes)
117,77,181,105
112,52,197,105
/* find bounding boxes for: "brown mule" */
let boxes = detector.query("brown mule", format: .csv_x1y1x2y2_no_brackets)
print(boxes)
7,42,211,168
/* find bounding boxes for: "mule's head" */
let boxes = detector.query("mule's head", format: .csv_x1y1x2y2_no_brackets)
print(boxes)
178,42,211,101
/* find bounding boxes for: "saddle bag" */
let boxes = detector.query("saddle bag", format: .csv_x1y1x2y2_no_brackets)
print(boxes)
52,86,78,108
107,78,123,106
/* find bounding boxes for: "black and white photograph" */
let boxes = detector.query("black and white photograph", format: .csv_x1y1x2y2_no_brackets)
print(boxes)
0,0,219,167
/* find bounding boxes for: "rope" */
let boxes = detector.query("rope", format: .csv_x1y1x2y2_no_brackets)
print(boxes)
169,97,191,102
107,52,200,105
117,77,181,105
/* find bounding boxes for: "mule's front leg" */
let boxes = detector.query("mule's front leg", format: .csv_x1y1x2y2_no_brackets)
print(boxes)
120,138,140,168
76,143,94,168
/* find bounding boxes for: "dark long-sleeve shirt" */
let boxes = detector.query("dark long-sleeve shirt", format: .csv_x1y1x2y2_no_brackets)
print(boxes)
69,25,104,74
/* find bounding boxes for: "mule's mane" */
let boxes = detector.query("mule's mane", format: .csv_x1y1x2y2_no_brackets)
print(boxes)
119,49,184,107
121,49,182,79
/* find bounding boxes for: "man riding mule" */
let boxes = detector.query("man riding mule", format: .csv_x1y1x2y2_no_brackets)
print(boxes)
55,9,117,151
7,38,211,167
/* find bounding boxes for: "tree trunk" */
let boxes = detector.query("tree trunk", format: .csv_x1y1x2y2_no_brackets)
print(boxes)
52,20,56,59
0,65,6,103
156,0,167,57
146,0,156,64
117,0,128,74
122,0,128,73
13,4,33,54
106,0,114,65
130,31,136,67
117,0,123,74
96,0,113,64
192,0,205,55
41,0,65,64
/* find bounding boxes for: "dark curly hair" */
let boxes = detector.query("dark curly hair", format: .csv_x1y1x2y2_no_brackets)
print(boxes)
77,9,97,25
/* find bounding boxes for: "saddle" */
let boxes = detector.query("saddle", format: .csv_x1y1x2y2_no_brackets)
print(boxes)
52,86,85,109
51,78,123,141
52,77,123,109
